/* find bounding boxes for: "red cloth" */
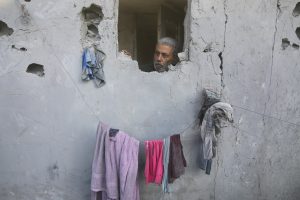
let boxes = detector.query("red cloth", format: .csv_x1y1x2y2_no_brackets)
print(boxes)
144,140,164,184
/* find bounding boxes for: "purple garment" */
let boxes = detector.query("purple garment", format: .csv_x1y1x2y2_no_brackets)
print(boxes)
91,122,140,200
168,134,187,183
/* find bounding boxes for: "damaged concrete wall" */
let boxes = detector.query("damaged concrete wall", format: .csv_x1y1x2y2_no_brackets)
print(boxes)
0,0,299,199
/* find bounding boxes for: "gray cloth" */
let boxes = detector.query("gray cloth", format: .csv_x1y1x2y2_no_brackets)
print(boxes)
198,89,221,125
200,102,233,160
199,140,212,175
162,137,170,193
82,46,106,87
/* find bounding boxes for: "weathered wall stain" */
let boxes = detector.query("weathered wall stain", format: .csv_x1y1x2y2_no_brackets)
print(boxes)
48,163,59,181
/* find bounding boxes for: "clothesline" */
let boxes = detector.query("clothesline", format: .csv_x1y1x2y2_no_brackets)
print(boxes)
231,104,300,127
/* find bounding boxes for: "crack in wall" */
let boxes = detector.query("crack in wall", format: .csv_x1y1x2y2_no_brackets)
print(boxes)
218,52,224,81
269,0,281,88
264,0,280,116
213,1,228,195
219,0,228,90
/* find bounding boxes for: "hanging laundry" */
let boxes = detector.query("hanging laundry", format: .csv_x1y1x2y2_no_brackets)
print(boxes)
82,46,106,87
162,137,170,193
168,134,187,183
198,89,221,125
199,143,213,175
144,140,164,185
91,122,140,200
199,102,233,174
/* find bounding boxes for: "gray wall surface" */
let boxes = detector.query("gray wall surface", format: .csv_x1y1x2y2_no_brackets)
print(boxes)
0,0,300,199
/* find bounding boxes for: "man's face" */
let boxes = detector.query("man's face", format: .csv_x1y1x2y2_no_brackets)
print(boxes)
153,44,174,72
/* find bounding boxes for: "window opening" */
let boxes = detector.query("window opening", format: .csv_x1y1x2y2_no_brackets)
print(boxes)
118,0,187,72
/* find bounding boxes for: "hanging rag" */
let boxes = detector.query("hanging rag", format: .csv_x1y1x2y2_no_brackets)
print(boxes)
91,122,140,200
82,46,106,87
144,140,164,185
168,134,187,183
199,102,233,174
198,89,221,125
162,137,170,193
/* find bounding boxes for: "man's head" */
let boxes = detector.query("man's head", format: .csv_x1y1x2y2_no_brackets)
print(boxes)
153,37,179,72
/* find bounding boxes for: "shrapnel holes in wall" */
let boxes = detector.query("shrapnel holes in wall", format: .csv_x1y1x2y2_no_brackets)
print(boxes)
26,63,45,77
81,4,103,40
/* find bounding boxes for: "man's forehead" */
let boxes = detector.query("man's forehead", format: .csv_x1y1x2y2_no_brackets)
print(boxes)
156,44,174,53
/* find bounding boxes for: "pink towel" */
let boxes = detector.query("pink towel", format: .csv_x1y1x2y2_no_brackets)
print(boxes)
144,140,164,184
91,122,140,200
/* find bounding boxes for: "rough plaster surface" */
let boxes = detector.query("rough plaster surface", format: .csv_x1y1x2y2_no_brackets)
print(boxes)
0,0,300,199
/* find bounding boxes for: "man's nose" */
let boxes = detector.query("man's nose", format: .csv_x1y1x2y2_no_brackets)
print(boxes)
157,54,163,62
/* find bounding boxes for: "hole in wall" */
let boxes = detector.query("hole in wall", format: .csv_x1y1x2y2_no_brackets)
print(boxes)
0,21,14,36
292,43,299,49
12,45,27,51
296,27,300,40
118,0,187,72
292,2,300,17
87,24,100,38
203,43,213,52
24,0,31,2
218,52,223,71
281,38,290,50
81,4,103,40
26,63,45,77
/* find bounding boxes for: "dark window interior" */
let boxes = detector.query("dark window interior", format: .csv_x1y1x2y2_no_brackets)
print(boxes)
118,0,187,72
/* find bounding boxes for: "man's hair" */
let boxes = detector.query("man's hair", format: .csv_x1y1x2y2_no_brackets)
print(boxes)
157,37,179,65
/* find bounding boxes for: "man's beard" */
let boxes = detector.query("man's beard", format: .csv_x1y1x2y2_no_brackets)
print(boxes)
154,62,168,72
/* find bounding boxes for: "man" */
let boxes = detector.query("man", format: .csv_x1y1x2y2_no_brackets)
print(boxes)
153,37,179,73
